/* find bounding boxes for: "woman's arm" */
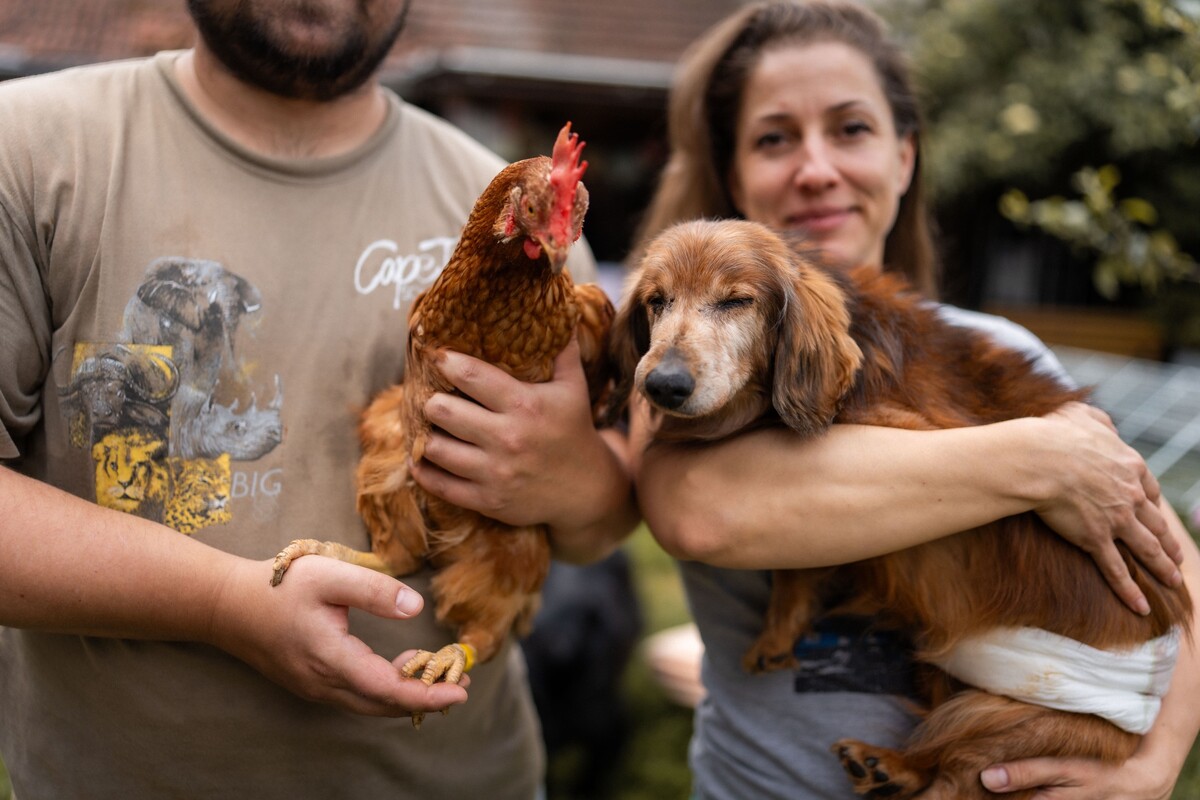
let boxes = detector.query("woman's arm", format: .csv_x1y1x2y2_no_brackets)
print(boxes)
0,466,469,717
636,401,1182,614
980,499,1200,798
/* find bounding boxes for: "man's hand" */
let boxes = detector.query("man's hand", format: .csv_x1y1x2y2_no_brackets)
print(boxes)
208,555,469,718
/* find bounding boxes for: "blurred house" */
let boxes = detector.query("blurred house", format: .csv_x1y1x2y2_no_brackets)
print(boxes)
3,3,1193,374
0,0,742,264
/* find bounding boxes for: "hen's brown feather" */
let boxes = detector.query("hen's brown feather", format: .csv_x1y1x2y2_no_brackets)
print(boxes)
355,124,612,677
573,282,617,416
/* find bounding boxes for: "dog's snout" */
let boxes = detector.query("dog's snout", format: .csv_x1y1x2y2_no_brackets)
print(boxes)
644,350,695,410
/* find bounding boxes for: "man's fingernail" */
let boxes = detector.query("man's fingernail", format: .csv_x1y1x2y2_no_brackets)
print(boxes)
396,588,422,617
1137,597,1151,616
980,766,1008,790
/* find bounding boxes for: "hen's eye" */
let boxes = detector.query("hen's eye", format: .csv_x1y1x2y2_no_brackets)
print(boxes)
715,296,752,311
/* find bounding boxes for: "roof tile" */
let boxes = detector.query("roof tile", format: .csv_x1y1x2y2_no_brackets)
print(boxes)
0,0,742,74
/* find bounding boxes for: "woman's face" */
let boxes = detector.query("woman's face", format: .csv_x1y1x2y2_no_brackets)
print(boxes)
728,40,915,270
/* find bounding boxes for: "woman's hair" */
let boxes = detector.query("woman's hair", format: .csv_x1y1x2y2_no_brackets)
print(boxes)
633,0,939,296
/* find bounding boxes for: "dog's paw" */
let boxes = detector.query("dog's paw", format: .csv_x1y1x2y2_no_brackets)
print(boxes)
740,642,798,674
832,739,924,798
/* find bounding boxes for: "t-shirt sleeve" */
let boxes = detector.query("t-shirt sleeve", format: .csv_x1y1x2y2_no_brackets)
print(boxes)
935,303,1075,389
0,195,52,460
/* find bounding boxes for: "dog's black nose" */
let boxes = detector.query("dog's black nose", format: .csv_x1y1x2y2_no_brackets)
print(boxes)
645,361,695,410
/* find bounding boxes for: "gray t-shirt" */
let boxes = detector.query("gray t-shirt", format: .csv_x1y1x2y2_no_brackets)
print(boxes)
0,51,595,800
684,305,1070,799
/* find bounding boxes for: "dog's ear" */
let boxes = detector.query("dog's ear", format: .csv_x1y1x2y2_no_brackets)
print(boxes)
771,257,863,438
604,279,652,426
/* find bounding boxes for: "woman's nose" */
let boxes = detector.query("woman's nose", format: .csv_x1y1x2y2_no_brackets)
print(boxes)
792,140,839,190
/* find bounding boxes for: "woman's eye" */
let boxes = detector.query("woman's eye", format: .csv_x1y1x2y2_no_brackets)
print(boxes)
716,296,752,311
754,131,788,151
840,120,873,138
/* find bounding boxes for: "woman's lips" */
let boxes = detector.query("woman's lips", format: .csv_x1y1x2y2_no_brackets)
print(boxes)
789,208,852,233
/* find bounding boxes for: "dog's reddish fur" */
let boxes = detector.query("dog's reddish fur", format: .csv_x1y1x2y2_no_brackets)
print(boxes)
611,219,1192,799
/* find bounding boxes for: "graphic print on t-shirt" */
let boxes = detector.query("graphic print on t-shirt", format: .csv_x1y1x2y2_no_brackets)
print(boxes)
60,257,283,533
791,615,917,696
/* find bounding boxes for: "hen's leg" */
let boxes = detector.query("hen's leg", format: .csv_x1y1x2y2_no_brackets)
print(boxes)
270,540,397,586
400,524,550,727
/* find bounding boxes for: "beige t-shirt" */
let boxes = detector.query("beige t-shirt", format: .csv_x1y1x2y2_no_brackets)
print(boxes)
0,51,594,799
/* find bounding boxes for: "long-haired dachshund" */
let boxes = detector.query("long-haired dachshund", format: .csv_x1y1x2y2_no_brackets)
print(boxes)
610,219,1191,799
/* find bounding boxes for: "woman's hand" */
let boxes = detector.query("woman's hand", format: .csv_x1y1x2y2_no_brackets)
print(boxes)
410,338,637,560
979,754,1176,799
1032,402,1183,614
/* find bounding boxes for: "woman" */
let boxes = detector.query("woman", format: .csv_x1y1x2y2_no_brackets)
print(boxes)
630,2,1200,797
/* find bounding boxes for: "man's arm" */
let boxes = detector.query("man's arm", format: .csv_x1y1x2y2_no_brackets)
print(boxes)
0,465,468,717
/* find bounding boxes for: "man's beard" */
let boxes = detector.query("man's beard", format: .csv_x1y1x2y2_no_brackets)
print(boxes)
186,0,409,101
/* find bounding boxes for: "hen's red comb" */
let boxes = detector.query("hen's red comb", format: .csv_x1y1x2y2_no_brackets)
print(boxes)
549,122,587,240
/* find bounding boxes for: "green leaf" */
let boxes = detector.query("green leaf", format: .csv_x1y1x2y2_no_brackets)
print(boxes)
1120,197,1160,225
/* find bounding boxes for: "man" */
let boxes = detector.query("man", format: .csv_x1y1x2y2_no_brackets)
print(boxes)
0,1,636,797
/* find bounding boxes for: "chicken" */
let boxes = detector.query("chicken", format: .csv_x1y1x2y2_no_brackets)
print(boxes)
270,123,614,727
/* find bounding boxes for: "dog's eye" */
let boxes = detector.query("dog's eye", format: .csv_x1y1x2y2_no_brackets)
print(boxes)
715,296,753,312
646,294,668,313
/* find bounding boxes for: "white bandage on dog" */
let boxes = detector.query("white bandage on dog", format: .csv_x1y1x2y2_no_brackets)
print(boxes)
929,626,1181,734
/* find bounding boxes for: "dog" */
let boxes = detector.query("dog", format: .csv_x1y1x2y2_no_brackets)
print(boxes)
609,219,1191,799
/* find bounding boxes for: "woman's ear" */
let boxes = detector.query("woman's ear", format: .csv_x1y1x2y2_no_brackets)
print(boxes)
895,132,916,197
770,257,863,438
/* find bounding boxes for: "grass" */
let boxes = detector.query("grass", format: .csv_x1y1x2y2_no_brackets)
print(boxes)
556,525,696,800
3,524,1199,800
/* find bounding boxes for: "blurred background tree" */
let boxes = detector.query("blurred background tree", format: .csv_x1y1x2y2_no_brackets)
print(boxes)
882,0,1200,358
999,165,1197,299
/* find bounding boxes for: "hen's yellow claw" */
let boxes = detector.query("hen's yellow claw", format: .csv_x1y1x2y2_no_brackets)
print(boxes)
400,643,477,729
401,642,477,685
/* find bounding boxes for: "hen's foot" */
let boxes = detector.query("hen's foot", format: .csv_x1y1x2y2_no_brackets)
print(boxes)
270,539,391,586
400,643,477,729
833,739,926,799
401,643,476,684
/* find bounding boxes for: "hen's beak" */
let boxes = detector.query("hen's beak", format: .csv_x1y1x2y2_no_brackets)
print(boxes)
536,235,570,274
